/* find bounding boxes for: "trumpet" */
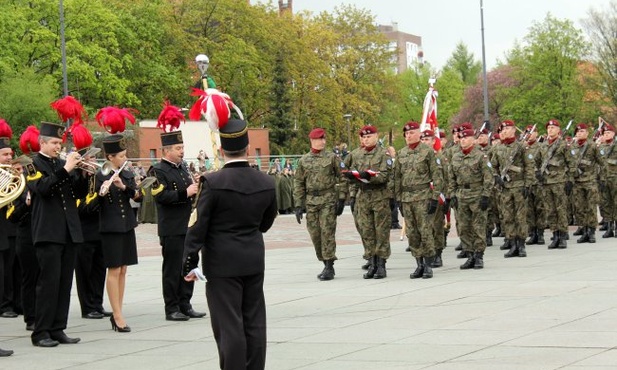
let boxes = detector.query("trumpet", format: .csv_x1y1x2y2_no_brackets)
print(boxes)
99,160,131,196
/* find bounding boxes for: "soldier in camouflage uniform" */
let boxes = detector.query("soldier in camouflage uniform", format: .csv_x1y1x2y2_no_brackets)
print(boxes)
598,125,617,237
421,130,447,268
524,126,547,245
395,123,443,279
571,123,602,243
490,133,504,239
476,128,494,247
447,128,492,269
537,120,573,249
491,120,535,258
294,128,347,281
343,125,392,279
442,124,467,258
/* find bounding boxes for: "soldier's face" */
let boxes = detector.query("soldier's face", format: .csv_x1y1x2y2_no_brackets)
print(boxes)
310,137,326,151
362,133,378,147
603,130,615,141
421,137,433,146
460,136,474,149
575,129,589,140
477,134,488,145
0,148,12,165
404,130,420,145
547,125,560,138
501,126,515,139
528,131,538,141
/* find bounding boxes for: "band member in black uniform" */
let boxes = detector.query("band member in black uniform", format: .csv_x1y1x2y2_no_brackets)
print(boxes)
0,126,15,356
184,118,278,370
74,138,111,320
151,130,205,321
96,134,140,333
27,121,87,347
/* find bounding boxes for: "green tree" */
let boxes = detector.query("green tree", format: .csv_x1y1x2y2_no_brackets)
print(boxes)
443,42,482,86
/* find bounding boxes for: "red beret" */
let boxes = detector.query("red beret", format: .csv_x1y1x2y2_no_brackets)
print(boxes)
604,124,615,132
525,125,537,132
493,133,501,140
309,128,326,139
459,129,475,138
478,128,489,135
460,122,473,131
451,124,460,133
575,123,588,131
546,119,560,128
439,130,446,138
420,129,434,138
359,125,377,136
501,120,515,128
403,121,420,132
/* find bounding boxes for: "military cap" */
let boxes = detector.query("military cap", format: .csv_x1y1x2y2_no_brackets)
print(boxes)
308,128,326,139
359,125,377,136
459,129,475,138
403,122,420,132
161,131,183,146
220,119,249,151
420,129,434,138
102,134,127,155
546,119,560,128
39,121,66,139
575,123,588,131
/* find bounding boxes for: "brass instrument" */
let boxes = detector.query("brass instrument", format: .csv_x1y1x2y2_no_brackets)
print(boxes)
0,164,26,209
99,160,131,196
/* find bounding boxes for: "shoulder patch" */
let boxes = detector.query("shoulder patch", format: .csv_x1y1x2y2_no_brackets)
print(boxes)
571,149,576,156
528,153,533,159
487,161,492,168
436,158,441,165
600,149,605,156
340,162,346,168
386,158,393,167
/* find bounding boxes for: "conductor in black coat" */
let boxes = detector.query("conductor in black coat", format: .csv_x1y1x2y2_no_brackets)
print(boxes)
27,122,87,347
184,119,277,370
151,131,205,321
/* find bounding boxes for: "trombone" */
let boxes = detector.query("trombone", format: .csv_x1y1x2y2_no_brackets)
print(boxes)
99,160,131,196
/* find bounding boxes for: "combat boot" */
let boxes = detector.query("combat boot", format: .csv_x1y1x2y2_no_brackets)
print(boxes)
361,259,371,270
518,238,527,257
504,238,519,258
573,226,584,236
317,261,327,280
602,221,614,238
319,260,335,281
537,229,545,245
456,249,467,258
548,231,559,249
576,227,590,243
363,256,377,279
526,228,538,245
473,251,484,269
558,230,568,249
405,246,411,252
492,224,501,237
460,252,475,269
431,249,443,268
486,229,493,247
499,238,512,250
410,257,424,279
599,220,608,231
422,257,434,279
588,227,596,243
455,242,463,251
373,257,387,279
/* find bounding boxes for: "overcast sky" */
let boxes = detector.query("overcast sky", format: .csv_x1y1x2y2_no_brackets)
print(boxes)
285,0,612,70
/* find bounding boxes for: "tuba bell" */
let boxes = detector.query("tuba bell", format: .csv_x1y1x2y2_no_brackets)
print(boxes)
0,164,26,209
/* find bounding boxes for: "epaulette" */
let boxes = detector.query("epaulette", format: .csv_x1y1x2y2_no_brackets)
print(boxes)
25,164,41,181
6,204,15,219
150,182,164,196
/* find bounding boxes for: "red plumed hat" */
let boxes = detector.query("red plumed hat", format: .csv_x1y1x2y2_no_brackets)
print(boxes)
70,124,93,151
157,100,185,132
19,126,40,155
96,106,137,134
0,118,12,138
188,88,244,131
50,96,87,125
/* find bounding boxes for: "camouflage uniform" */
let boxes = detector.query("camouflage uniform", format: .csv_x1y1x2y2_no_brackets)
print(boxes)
345,145,392,279
431,151,448,264
395,142,443,278
491,138,535,257
525,140,547,244
478,143,495,245
442,142,463,254
294,150,346,263
448,146,492,269
571,139,602,242
598,139,617,237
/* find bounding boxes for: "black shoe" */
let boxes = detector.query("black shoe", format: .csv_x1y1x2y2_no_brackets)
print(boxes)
32,338,59,348
518,238,527,258
82,311,104,319
319,260,335,281
0,348,13,357
573,226,584,236
588,227,596,243
576,227,590,243
486,231,493,247
361,259,371,270
460,253,475,270
405,246,411,252
599,221,608,231
558,230,568,249
499,238,511,250
422,257,434,279
110,316,131,332
504,239,519,258
391,223,402,229
537,230,545,245
363,256,377,279
410,257,424,279
181,309,207,319
26,323,35,331
455,243,463,251
166,312,190,321
492,224,501,238
431,250,443,268
373,257,387,279
456,250,466,259
98,308,113,317
1,311,18,318
50,332,80,344
473,252,484,269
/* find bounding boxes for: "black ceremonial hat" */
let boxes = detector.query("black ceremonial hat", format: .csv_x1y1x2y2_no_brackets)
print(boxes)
161,131,183,146
219,119,249,151
102,134,127,155
39,121,65,139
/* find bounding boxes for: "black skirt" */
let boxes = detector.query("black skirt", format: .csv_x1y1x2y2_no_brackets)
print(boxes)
101,230,138,268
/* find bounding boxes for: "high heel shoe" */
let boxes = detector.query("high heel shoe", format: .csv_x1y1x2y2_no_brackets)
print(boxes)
110,316,131,333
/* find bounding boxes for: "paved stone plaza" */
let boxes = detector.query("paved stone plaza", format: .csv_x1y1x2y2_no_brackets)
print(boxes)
1,209,616,369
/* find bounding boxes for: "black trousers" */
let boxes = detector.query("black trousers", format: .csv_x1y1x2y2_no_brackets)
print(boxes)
32,242,76,342
161,235,194,315
75,240,106,315
207,273,266,370
15,231,38,325
1,237,21,314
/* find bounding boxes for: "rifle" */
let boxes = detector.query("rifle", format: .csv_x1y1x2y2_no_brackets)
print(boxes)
538,120,573,179
500,123,536,182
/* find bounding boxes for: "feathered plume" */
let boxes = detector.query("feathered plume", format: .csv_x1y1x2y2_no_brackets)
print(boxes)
19,126,40,155
70,124,93,151
0,118,13,138
188,88,244,131
96,106,137,134
50,96,87,125
157,100,185,132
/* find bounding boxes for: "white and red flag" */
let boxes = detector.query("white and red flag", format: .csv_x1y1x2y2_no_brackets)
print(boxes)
420,78,441,151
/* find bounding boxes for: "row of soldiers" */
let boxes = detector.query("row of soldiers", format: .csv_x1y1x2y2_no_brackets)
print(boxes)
293,118,617,281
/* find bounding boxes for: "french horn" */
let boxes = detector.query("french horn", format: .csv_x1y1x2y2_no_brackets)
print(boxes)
0,164,25,208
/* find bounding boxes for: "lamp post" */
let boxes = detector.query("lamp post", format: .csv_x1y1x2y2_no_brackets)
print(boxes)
59,0,68,97
343,114,352,145
480,0,490,131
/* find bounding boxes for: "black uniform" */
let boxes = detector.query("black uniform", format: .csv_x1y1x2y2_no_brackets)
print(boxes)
152,159,197,316
95,168,139,268
184,161,277,370
27,152,87,344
